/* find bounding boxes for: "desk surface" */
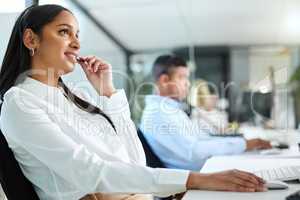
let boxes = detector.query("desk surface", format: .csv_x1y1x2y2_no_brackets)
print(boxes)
184,184,300,200
183,157,300,200
241,126,300,144
239,127,300,158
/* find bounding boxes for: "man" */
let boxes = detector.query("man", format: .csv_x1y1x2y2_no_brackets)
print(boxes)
140,55,271,171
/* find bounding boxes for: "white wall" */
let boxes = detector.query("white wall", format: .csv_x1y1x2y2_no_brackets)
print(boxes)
0,13,19,65
0,2,128,100
230,46,300,90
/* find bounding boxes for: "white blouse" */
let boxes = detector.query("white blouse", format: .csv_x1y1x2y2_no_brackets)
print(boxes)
0,77,189,200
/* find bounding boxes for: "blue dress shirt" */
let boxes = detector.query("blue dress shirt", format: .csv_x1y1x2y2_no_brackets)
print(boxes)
140,95,246,171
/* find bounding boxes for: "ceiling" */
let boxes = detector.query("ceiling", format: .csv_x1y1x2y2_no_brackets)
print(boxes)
74,0,300,51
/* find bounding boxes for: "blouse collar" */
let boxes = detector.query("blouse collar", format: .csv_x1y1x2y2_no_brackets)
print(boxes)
18,76,65,100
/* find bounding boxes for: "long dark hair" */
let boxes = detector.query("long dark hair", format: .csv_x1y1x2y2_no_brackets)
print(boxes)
0,4,116,132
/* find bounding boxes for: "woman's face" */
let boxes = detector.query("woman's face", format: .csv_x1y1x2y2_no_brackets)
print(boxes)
202,94,218,111
33,10,80,76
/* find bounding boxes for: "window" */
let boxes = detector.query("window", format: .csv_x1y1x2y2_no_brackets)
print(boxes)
0,0,25,13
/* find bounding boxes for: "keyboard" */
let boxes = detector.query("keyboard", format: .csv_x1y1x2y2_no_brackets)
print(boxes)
254,166,300,181
209,131,243,137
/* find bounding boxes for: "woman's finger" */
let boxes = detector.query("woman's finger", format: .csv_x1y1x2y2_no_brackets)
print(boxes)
226,172,256,188
230,170,266,191
80,62,90,74
92,61,108,73
79,56,95,70
229,184,256,192
87,56,97,68
217,180,255,192
79,60,93,74
228,176,256,189
98,63,109,71
93,63,101,73
78,57,91,71
77,55,111,74
232,170,259,185
91,60,101,72
234,170,265,184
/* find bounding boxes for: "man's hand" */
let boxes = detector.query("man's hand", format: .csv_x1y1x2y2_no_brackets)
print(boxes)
246,139,272,151
186,170,266,192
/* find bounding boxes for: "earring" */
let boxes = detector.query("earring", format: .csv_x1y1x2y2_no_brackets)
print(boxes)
29,48,35,56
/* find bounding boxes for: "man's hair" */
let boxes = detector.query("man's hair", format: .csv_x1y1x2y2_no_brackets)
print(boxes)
152,55,187,81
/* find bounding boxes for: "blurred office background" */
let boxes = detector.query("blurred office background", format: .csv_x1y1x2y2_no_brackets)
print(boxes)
1,0,300,129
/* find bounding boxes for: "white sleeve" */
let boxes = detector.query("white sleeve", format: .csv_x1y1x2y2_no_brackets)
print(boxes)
95,90,148,166
95,89,131,119
0,90,189,197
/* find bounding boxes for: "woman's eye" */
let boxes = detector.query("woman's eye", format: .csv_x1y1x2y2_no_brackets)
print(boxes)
59,29,69,36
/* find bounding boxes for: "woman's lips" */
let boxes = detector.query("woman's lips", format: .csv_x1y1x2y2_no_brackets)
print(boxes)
64,52,77,63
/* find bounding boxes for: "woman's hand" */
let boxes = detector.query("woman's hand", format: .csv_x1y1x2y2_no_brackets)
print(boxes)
77,55,116,97
186,170,266,192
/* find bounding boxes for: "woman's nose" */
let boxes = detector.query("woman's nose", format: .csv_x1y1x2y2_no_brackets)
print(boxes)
70,36,80,50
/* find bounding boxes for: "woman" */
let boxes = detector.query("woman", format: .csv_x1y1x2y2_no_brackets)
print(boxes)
188,79,229,134
0,4,266,200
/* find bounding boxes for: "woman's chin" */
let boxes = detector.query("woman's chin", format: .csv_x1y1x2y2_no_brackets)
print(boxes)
58,64,75,76
66,62,77,71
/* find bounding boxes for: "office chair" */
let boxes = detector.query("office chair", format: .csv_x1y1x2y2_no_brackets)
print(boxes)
0,103,40,200
137,129,175,200
136,129,166,168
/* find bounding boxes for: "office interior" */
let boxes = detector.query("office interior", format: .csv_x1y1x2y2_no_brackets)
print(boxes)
2,0,300,199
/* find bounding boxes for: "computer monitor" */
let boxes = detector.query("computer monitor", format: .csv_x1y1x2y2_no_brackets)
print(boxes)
238,91,272,123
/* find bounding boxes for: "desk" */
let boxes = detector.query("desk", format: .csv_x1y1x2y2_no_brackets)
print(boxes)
184,184,300,200
240,126,300,158
183,157,300,200
240,126,300,142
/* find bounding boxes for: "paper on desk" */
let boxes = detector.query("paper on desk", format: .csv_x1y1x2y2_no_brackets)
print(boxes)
241,145,300,159
239,126,300,144
201,156,300,173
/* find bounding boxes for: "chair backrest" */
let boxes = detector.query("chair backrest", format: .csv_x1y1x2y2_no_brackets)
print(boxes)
0,103,40,200
136,129,165,168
